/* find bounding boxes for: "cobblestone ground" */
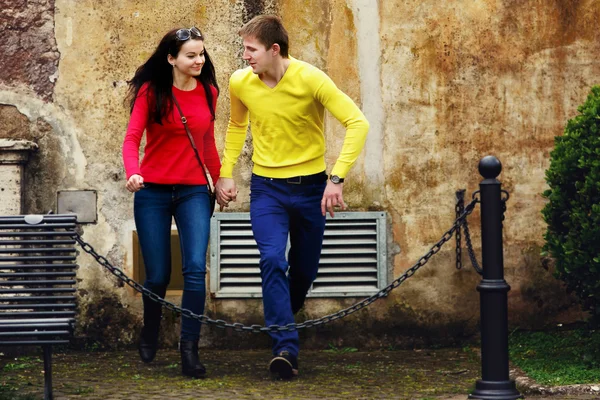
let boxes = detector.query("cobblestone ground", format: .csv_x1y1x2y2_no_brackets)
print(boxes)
1,348,598,400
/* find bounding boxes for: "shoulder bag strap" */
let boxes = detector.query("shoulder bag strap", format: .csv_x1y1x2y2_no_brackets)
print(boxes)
172,94,214,194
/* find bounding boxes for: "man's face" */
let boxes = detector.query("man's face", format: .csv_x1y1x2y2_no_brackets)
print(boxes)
242,36,273,74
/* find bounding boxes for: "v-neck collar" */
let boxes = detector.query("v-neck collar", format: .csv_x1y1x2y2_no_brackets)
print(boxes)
255,57,296,91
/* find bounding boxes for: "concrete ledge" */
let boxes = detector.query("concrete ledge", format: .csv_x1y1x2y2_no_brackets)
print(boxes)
511,367,600,396
0,139,38,151
0,139,38,164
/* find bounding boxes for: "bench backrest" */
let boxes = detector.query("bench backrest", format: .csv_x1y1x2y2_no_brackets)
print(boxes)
0,215,78,346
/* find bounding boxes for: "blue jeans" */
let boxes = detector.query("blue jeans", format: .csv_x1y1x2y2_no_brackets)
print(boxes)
250,174,327,358
134,184,210,341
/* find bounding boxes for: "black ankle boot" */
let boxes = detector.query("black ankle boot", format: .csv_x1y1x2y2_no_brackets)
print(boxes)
180,340,206,378
138,324,159,363
139,289,163,363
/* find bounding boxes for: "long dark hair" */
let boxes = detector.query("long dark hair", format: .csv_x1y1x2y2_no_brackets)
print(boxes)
127,27,219,124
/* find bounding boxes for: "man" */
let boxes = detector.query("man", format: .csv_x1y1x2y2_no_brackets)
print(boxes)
216,15,369,379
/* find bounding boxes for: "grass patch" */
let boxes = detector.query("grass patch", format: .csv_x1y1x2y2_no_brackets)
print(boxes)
0,383,39,400
323,344,358,354
2,362,32,372
1,357,41,373
62,383,95,395
509,328,600,385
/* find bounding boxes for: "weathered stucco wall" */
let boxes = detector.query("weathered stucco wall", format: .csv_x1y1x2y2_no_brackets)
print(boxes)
378,0,599,334
1,0,598,349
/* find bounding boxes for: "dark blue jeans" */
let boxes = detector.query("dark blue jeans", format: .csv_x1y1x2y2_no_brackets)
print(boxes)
250,174,327,358
134,184,211,342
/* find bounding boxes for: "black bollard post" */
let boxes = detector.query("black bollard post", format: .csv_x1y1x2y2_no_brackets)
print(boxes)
468,156,522,400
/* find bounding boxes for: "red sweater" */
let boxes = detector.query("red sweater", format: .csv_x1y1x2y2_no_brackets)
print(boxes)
122,82,220,185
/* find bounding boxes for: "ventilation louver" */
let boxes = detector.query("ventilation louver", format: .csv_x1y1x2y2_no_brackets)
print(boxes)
210,212,387,298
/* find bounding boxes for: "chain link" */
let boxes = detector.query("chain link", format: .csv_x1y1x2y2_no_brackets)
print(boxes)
501,190,509,221
456,190,481,273
455,190,465,270
455,189,509,274
72,199,478,333
462,215,482,274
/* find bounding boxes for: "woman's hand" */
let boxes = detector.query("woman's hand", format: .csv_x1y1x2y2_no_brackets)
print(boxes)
215,177,237,210
126,174,145,193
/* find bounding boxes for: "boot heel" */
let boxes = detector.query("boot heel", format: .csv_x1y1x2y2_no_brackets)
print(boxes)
180,340,206,378
138,325,159,363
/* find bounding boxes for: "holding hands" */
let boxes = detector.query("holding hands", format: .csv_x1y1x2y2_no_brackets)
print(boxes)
127,175,347,217
216,177,237,210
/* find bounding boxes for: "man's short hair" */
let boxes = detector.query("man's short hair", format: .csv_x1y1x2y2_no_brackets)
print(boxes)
239,15,289,58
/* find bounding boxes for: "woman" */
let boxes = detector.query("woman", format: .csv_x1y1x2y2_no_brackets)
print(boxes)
122,26,219,378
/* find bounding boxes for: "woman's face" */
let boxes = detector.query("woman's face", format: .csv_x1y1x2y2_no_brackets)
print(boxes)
168,39,205,77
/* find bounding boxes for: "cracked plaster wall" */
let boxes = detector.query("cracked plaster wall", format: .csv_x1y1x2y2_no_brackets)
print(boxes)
0,0,598,348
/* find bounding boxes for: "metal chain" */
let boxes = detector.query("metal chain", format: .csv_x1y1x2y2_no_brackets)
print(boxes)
455,190,465,270
71,199,478,333
501,190,509,221
462,214,482,274
456,190,481,273
456,189,509,275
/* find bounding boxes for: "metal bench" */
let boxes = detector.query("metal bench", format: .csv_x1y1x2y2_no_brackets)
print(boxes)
0,214,78,400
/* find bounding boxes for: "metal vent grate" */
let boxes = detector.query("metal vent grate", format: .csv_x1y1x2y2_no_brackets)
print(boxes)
0,214,77,345
210,212,387,298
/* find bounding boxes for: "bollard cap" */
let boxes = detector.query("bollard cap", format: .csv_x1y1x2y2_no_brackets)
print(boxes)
479,156,502,179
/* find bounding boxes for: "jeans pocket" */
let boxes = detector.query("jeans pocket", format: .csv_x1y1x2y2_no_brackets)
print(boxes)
134,186,150,205
250,176,269,200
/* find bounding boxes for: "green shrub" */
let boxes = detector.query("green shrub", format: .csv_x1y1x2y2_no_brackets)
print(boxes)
542,85,600,320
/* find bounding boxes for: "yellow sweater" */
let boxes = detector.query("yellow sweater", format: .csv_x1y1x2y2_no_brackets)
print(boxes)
220,58,369,179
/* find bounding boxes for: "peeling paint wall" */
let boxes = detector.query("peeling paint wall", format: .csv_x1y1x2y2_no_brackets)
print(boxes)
0,0,59,100
1,0,598,349
379,0,599,335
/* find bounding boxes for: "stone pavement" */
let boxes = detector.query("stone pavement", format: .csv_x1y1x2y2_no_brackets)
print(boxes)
1,347,599,399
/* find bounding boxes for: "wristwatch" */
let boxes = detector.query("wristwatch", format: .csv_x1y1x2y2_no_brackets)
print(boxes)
329,175,344,184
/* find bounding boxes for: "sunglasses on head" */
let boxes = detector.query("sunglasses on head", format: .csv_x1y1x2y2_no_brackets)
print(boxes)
175,27,203,41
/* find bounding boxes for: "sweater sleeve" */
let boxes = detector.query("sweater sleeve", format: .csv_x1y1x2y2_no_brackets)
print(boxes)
219,72,249,179
311,69,370,178
203,86,221,184
122,84,150,179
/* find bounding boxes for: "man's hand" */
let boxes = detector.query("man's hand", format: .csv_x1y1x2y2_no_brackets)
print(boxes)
321,181,347,217
126,174,144,193
215,177,238,211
